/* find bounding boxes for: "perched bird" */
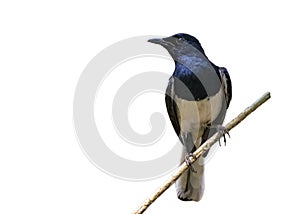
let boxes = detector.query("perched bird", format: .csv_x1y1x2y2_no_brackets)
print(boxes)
148,33,232,201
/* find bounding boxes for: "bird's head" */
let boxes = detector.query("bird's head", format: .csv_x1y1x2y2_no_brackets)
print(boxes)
148,33,206,58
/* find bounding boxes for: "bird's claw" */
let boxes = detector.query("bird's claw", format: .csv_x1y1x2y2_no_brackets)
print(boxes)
217,125,230,146
184,153,197,173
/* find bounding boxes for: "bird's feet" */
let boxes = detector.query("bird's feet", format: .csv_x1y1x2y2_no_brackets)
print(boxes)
184,153,197,173
217,125,230,146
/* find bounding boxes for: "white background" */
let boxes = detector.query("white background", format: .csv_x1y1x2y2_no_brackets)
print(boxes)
1,1,299,213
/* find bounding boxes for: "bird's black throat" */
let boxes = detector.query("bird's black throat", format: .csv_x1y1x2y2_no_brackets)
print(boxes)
172,61,222,101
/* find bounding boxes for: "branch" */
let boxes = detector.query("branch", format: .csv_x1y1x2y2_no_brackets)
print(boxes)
133,92,271,214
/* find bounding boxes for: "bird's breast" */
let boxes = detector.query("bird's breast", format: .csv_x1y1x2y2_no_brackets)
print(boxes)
175,86,224,134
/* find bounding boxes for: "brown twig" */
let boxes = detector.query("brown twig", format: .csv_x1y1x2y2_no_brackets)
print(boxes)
133,92,271,214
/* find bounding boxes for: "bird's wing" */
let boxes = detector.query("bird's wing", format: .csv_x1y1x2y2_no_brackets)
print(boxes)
165,77,181,138
200,67,232,147
219,67,232,108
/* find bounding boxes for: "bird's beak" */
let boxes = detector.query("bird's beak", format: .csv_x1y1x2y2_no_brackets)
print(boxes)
148,37,175,48
148,38,165,45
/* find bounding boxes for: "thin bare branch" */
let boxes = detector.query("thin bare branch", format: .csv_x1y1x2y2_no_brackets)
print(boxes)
133,92,271,214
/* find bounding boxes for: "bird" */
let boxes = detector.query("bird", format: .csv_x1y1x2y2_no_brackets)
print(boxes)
148,33,232,201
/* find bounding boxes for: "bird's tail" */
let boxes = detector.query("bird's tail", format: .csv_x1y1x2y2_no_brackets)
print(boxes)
175,147,205,202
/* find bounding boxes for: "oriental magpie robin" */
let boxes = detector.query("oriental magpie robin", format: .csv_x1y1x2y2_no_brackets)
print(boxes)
148,33,232,201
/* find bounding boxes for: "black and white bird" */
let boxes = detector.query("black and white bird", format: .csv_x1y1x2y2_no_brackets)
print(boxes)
148,33,232,201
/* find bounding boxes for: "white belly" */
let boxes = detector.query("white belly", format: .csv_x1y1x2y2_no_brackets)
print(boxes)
175,87,224,145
